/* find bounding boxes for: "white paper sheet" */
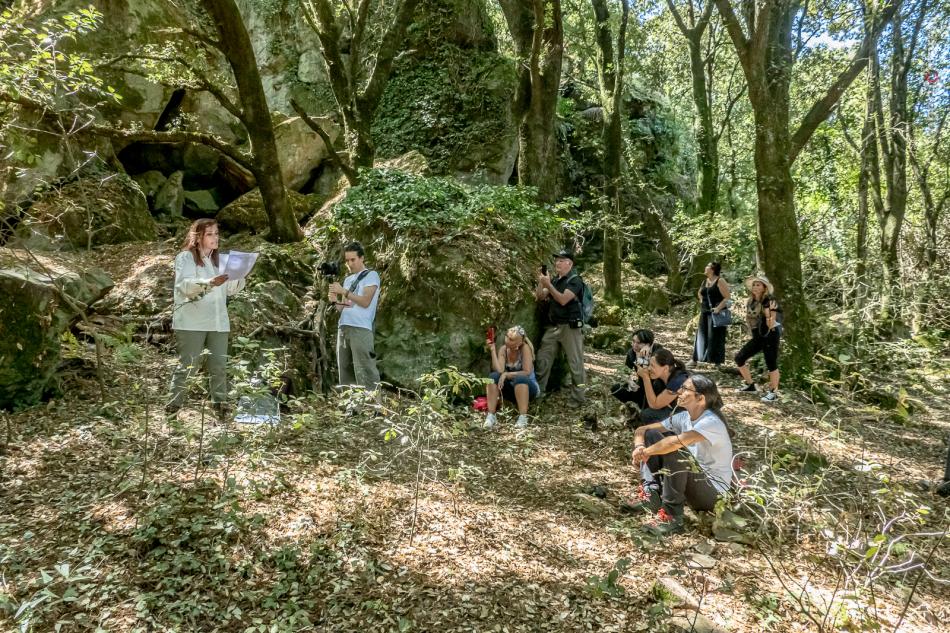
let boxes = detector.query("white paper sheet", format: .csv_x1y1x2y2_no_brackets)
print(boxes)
221,250,259,281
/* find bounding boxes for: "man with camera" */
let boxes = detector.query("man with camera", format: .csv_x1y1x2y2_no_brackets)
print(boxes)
328,241,381,390
535,250,586,406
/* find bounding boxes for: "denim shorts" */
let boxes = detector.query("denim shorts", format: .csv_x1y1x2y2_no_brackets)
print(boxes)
489,371,540,401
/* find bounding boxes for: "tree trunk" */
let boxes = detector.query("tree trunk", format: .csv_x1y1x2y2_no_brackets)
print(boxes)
690,36,720,215
201,0,302,242
751,103,813,376
499,0,563,203
591,0,628,305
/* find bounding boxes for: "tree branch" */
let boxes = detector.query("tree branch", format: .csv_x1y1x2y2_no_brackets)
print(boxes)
289,98,358,185
359,0,420,116
712,0,750,73
789,0,900,163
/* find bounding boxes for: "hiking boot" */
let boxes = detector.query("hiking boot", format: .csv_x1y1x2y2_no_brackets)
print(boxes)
515,414,529,429
620,482,661,515
760,390,778,403
643,507,684,536
483,413,497,429
212,402,231,420
736,382,757,393
164,402,182,415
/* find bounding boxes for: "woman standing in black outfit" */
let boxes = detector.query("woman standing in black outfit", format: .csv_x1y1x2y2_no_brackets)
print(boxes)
692,261,731,366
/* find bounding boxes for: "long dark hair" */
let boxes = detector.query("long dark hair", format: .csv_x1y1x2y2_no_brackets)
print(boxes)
651,347,687,377
181,218,220,268
689,373,734,438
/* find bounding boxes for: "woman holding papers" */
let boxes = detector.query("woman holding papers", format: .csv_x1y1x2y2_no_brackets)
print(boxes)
166,219,246,417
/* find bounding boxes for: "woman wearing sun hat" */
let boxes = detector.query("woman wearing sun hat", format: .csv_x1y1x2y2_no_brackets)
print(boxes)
734,274,782,402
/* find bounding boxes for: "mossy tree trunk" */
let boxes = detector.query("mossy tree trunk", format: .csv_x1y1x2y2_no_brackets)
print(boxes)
498,0,563,204
868,1,928,326
666,0,720,215
714,0,897,378
200,0,302,243
303,0,421,183
591,0,629,306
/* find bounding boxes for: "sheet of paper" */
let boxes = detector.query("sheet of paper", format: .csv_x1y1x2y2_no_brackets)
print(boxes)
221,250,259,281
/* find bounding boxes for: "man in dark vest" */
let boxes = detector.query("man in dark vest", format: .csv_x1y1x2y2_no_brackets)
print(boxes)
534,250,586,405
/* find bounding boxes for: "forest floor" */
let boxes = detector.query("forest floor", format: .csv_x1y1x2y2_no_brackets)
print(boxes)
1,309,948,632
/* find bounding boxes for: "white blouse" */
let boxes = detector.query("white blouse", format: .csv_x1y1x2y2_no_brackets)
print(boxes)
171,250,245,332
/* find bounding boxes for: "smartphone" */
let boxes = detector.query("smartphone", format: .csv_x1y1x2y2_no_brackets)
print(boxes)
487,326,495,345
540,264,548,275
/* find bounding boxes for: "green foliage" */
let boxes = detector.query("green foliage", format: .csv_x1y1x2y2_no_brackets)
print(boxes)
584,558,631,599
0,6,116,108
333,168,564,247
372,48,516,174
670,207,758,273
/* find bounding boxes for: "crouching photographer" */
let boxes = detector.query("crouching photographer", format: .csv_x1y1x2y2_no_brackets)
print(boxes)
327,241,381,390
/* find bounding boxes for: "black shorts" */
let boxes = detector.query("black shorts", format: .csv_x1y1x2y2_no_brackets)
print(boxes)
735,328,781,372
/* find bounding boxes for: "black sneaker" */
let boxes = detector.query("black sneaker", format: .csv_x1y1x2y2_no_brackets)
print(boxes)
736,382,757,393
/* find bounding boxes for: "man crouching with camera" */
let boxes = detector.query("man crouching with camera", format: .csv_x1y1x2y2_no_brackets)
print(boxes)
328,241,381,391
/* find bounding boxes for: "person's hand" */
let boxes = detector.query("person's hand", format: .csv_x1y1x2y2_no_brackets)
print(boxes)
210,274,229,287
631,445,646,467
537,272,551,288
712,306,721,314
636,365,651,379
486,338,494,351
497,372,507,389
329,282,345,295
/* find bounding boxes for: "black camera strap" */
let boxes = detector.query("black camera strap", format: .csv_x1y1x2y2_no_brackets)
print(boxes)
347,269,372,295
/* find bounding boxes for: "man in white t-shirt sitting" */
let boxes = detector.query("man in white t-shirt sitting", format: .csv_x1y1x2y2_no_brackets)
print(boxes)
627,373,734,536
329,241,381,390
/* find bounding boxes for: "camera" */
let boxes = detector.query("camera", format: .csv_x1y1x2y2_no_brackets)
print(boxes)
636,356,650,368
540,264,548,275
318,261,340,278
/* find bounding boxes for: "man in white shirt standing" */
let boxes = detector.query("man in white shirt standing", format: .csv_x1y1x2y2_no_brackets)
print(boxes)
329,242,381,390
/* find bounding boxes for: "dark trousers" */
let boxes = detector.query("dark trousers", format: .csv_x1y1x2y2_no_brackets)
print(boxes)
693,311,727,364
643,428,722,516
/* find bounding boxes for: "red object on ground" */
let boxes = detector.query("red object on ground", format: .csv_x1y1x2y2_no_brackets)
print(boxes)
473,396,488,411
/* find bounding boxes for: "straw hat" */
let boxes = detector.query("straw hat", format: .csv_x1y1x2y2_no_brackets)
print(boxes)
745,274,774,295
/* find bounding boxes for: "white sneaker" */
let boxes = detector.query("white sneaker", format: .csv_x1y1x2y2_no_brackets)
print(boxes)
515,414,529,429
483,413,497,429
761,390,778,403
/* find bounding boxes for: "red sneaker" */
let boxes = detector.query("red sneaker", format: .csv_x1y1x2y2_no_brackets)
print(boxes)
619,482,660,514
643,507,684,536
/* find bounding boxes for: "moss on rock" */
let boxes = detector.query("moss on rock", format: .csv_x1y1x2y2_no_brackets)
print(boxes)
0,260,113,409
312,168,562,388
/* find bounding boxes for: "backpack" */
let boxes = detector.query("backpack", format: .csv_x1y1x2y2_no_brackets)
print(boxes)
571,274,595,326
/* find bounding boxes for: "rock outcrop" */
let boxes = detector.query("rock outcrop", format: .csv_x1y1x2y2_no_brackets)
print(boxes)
22,174,158,249
0,253,114,409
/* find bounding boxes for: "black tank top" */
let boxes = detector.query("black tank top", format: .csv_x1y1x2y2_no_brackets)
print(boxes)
700,279,724,313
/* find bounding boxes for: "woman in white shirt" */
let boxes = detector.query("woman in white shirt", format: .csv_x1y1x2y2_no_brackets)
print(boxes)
626,373,734,536
166,219,245,416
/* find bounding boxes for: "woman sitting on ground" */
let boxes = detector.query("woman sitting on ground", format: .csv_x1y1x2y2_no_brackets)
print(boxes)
735,274,782,403
484,325,540,430
626,373,734,536
634,347,690,424
611,329,664,412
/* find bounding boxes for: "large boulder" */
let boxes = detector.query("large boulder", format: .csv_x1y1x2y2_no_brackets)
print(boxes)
216,189,316,235
22,173,158,249
0,253,114,409
313,169,562,388
273,114,340,191
371,1,519,184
